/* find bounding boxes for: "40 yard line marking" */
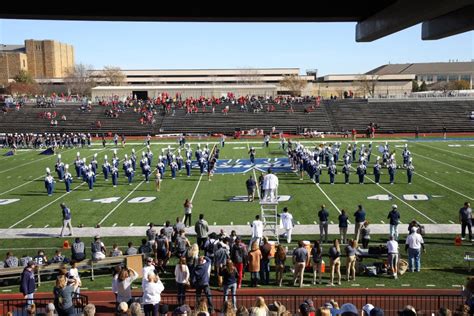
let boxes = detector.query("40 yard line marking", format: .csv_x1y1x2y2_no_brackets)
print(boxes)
415,172,474,200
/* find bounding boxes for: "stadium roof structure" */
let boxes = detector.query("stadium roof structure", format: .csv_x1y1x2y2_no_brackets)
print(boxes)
366,62,474,75
0,0,473,42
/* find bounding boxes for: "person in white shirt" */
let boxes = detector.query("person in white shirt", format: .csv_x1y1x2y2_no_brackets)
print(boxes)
405,227,425,272
386,235,399,279
142,272,165,316
263,168,279,202
68,261,82,293
174,257,190,305
116,267,138,305
278,207,294,243
142,257,156,288
250,215,264,247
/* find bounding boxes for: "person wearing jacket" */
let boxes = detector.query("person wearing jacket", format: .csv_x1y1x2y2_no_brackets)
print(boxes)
192,256,214,313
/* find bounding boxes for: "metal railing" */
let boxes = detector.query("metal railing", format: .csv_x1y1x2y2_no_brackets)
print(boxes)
130,293,464,316
0,294,88,316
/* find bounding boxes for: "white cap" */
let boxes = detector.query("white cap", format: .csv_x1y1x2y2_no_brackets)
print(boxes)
405,144,408,148
142,152,145,157
147,145,150,150
88,164,92,169
113,149,117,155
376,156,380,160
124,154,128,159
132,148,135,153
409,157,412,162
76,152,80,156
65,164,69,169
392,204,398,209
362,304,374,315
57,154,61,160
104,155,108,160
82,158,86,163
94,153,97,158
46,167,51,174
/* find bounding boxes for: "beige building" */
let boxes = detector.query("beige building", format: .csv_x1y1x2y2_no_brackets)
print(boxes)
0,39,74,87
312,74,415,98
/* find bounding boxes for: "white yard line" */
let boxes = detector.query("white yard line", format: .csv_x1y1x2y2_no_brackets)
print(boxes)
315,184,342,214
0,148,75,174
0,175,44,197
415,172,474,200
0,148,109,196
350,166,437,224
410,152,474,175
414,142,474,159
98,180,145,225
8,181,88,229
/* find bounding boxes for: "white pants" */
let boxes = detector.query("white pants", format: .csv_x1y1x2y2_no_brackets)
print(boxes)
264,188,278,201
285,228,293,243
92,252,106,261
60,219,73,237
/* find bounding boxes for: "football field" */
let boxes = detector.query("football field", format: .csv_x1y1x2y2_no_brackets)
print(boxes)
0,137,472,231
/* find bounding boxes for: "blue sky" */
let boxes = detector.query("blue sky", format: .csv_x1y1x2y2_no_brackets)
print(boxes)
1,19,472,75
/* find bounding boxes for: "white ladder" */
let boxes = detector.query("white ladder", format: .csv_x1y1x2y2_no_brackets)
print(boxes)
260,200,279,243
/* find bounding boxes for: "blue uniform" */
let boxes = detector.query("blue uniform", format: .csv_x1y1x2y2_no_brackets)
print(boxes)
186,159,192,177
91,159,98,174
55,161,64,180
357,164,366,184
407,163,414,184
342,164,350,184
170,162,178,179
102,161,111,181
74,158,82,178
64,171,73,192
328,164,337,184
131,153,137,170
44,174,55,196
126,166,134,184
373,162,381,184
86,170,96,190
388,163,396,184
111,166,119,187
143,164,151,182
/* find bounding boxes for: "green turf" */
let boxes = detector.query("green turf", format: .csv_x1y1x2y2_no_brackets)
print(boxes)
0,234,472,291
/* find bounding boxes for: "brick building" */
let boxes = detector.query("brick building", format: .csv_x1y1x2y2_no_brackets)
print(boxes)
0,39,74,87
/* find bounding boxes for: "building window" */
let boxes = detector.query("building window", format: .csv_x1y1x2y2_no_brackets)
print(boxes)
437,74,447,81
23,60,26,68
426,75,433,82
460,75,471,82
448,74,458,82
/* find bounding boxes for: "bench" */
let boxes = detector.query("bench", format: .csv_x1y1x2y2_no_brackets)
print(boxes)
0,254,143,287
464,251,474,272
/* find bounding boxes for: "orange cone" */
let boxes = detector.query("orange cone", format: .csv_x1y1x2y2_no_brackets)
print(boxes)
63,240,70,249
455,235,462,246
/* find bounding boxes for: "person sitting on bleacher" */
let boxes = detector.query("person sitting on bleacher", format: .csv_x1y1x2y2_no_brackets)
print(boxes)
91,235,107,261
4,251,19,268
33,250,48,266
20,254,33,267
71,237,86,262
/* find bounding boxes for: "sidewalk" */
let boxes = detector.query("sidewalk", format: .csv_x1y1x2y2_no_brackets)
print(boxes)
0,224,465,239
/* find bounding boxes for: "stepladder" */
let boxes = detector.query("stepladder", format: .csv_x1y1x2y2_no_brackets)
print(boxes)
260,199,279,243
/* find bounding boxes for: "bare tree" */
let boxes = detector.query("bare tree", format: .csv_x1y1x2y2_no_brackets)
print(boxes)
280,74,308,96
355,74,379,98
64,63,96,96
102,66,126,86
238,68,262,85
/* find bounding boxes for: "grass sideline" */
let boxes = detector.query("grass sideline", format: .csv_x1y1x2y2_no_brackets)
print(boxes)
0,234,472,292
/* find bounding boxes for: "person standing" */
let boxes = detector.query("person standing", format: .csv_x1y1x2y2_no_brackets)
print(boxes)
220,259,238,310
388,205,401,241
259,237,272,285
20,261,36,307
174,257,189,306
311,241,323,285
373,157,381,184
354,205,366,242
250,215,264,247
246,176,257,202
328,239,341,286
459,202,473,241
345,239,357,282
263,168,279,202
116,268,139,306
318,205,329,243
192,256,214,313
142,272,165,316
194,214,209,250
360,221,371,249
387,235,399,279
338,209,349,244
292,241,309,287
278,207,294,243
407,157,415,184
53,275,79,316
44,167,55,196
405,226,425,272
230,237,247,289
248,241,262,287
183,199,193,228
59,203,73,237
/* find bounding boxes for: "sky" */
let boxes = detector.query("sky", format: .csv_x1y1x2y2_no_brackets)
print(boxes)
0,19,473,75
